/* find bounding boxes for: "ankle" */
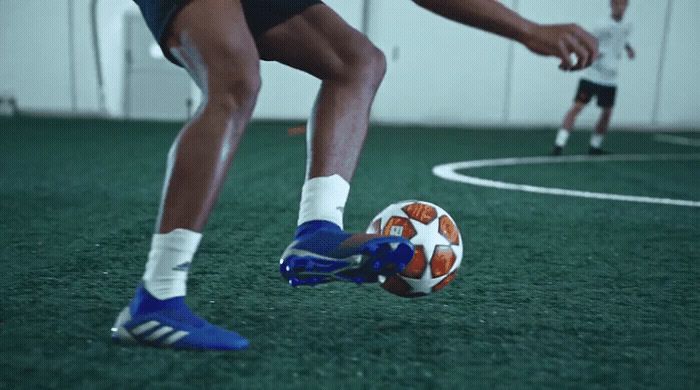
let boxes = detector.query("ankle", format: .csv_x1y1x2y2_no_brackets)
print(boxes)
295,220,342,238
131,284,185,314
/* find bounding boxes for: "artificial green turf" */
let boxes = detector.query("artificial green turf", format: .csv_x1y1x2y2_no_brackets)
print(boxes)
0,116,698,389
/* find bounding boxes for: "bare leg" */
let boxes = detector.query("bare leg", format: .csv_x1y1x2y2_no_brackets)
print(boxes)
256,4,387,182
112,0,260,351
553,100,587,154
255,4,414,287
562,101,587,131
588,107,613,153
157,0,261,233
595,107,614,135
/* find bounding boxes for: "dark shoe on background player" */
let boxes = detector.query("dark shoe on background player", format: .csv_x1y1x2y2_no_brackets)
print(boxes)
280,221,414,286
551,146,564,156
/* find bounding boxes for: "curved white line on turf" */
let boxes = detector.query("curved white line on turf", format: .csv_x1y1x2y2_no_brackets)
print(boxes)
654,134,700,147
432,154,700,207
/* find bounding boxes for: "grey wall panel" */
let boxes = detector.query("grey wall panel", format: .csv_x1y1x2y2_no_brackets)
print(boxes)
0,0,73,112
368,0,514,125
656,0,700,126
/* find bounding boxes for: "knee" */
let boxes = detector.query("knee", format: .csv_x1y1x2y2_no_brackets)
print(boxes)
335,42,387,90
206,62,261,116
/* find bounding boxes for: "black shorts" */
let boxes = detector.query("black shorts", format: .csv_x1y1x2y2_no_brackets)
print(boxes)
133,0,323,66
574,79,617,108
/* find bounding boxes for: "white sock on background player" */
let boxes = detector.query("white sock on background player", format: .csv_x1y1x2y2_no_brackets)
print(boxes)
555,128,571,147
297,174,350,229
142,228,202,300
590,134,604,149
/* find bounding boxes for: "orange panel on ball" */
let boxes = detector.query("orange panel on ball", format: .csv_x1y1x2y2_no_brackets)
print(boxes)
382,275,427,298
382,216,417,239
401,245,427,278
438,215,460,245
430,245,456,277
402,203,438,224
432,272,457,292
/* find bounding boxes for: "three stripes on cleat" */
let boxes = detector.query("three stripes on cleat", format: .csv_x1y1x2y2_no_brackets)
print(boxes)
129,321,189,345
112,308,189,347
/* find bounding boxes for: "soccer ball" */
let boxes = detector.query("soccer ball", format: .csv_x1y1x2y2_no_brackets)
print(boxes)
367,200,463,297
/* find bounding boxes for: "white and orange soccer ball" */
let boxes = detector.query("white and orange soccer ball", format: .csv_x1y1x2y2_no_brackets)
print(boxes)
367,200,463,297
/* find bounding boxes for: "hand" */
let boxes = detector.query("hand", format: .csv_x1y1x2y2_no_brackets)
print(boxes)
626,46,636,60
522,23,599,71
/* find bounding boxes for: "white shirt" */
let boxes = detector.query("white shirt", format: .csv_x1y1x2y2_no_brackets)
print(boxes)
584,16,633,86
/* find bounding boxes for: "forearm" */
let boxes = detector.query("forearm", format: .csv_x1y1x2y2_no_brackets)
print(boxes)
412,0,599,71
412,0,537,44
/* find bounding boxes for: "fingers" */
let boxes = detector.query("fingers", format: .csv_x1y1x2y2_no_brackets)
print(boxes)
557,39,573,70
565,33,588,70
571,25,599,62
560,25,598,71
528,23,599,71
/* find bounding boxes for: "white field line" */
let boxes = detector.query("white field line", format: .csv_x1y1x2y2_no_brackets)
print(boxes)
654,134,700,147
432,154,700,207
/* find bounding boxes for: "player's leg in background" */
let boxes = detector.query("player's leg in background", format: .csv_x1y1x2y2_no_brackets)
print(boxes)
553,101,586,155
588,84,617,154
255,4,413,285
589,107,614,154
562,101,588,135
553,79,592,155
112,0,260,350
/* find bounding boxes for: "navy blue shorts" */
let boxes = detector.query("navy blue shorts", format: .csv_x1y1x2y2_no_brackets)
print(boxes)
133,0,323,66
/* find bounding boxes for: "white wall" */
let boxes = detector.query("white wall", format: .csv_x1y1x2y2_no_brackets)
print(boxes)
95,0,141,116
0,1,73,112
368,0,514,125
0,0,139,115
1,0,698,128
656,0,700,127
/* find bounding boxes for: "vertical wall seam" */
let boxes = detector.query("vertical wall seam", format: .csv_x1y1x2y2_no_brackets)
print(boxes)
361,0,371,35
123,17,132,118
652,0,674,124
67,0,78,112
91,0,107,113
502,0,519,123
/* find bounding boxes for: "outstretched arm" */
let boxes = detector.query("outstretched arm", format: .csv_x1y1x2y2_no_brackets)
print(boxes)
412,0,598,71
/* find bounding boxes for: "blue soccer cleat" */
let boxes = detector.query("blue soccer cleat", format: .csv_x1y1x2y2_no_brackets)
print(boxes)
280,221,415,286
111,285,249,351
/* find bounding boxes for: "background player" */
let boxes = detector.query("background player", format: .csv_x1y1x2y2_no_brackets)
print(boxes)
112,0,598,351
553,0,635,155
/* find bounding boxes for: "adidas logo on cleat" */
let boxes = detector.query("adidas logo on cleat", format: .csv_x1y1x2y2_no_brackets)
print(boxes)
171,262,191,272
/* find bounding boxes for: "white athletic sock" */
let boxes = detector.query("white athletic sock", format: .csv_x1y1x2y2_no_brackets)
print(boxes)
142,229,202,300
297,174,350,229
555,128,571,147
590,134,604,149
